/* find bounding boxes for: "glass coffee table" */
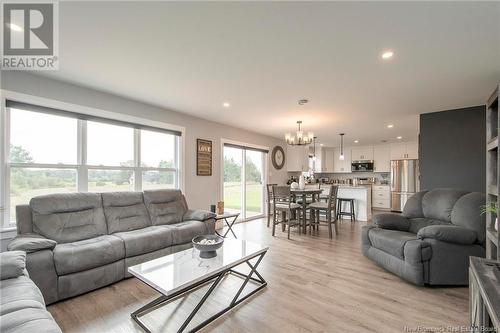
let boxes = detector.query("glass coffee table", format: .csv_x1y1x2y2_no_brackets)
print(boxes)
128,239,268,333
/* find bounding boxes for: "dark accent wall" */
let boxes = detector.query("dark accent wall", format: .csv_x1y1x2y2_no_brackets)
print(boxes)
420,105,486,193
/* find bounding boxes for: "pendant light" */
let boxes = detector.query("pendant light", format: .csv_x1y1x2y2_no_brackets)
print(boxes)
312,136,317,161
339,133,345,160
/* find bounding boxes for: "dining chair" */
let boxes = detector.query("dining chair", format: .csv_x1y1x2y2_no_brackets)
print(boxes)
272,186,301,239
306,185,339,238
266,183,277,227
319,185,330,202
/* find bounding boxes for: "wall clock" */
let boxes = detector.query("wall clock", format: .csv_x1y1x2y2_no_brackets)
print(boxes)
271,146,285,170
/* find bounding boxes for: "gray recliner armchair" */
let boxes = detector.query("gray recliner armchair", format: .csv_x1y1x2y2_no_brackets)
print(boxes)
362,189,486,285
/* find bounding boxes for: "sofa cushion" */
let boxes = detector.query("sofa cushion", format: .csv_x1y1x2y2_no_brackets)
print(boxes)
0,307,62,333
373,213,410,232
421,189,468,222
402,191,427,218
417,225,478,245
408,218,451,234
0,251,26,280
450,192,486,244
113,226,173,257
143,190,187,225
53,235,125,275
8,235,57,253
0,275,45,316
368,228,416,260
165,220,209,245
30,193,107,243
102,192,152,233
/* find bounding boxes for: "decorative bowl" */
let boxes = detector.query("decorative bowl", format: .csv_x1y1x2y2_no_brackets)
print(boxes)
192,235,224,258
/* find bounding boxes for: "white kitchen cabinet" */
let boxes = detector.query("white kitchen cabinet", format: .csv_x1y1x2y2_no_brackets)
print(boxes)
286,145,308,172
390,141,418,160
390,143,407,160
351,146,374,161
373,145,391,173
372,185,391,209
406,141,419,159
309,146,323,172
333,148,351,173
320,147,335,172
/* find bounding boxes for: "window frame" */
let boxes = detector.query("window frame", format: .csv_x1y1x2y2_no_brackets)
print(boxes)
0,91,185,229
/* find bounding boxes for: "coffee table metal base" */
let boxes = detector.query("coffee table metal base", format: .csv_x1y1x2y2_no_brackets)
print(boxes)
131,251,267,333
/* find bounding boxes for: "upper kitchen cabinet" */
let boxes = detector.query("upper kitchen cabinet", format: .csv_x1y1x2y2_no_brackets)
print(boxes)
390,141,418,160
405,142,418,159
373,145,391,172
351,146,374,161
308,146,323,172
286,145,309,172
321,147,335,172
333,147,351,173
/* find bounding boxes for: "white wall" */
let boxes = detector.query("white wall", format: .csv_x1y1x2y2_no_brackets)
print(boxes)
0,72,288,213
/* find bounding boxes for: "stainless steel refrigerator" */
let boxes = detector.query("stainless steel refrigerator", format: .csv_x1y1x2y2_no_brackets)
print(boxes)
390,160,419,212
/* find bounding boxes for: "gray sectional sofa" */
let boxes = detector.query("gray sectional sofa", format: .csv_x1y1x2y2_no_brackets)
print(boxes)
7,189,216,305
0,251,62,333
362,189,486,286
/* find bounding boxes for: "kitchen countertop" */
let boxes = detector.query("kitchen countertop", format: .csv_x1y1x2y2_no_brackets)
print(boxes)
338,185,371,189
320,184,390,189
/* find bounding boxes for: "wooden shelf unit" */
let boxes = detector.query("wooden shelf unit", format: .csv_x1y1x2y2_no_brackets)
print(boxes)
486,84,500,260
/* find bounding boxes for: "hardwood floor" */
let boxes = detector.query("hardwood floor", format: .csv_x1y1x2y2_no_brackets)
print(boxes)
48,218,469,333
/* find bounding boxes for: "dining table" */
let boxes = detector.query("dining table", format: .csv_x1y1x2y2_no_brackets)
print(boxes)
290,188,323,233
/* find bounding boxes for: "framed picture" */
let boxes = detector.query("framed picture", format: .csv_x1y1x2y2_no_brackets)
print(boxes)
196,139,212,176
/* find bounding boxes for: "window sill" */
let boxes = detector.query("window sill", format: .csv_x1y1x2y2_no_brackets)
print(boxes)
0,227,17,240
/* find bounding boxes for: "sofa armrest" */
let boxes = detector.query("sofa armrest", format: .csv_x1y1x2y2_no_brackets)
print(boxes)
7,234,57,253
373,213,410,231
0,251,27,280
417,225,477,245
183,209,216,222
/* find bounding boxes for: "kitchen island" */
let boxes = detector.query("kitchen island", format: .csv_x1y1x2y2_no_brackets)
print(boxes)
321,185,372,222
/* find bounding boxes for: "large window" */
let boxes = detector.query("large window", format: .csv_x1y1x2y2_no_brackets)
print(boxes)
2,102,182,227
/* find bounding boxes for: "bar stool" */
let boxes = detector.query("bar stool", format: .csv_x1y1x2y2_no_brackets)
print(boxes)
337,198,356,222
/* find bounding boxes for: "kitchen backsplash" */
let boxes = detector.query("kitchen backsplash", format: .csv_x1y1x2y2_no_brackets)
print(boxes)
288,171,390,184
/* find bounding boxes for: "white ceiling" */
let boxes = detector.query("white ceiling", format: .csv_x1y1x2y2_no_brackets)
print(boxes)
36,1,500,146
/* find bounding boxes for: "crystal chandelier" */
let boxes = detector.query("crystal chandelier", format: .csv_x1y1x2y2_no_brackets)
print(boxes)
285,121,314,146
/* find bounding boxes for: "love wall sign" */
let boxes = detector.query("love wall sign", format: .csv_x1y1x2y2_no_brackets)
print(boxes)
196,139,212,176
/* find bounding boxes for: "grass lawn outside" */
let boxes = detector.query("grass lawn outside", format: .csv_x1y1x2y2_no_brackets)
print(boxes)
223,182,263,216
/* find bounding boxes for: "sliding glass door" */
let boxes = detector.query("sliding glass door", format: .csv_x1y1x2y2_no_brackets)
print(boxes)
245,150,264,217
223,145,265,220
223,146,243,215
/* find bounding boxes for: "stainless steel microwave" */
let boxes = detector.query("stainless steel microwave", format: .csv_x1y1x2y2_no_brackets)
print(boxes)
351,160,374,172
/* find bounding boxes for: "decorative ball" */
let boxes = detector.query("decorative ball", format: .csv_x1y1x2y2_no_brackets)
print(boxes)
290,182,299,189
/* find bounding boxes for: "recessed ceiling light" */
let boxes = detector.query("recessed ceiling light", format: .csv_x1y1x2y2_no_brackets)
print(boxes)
387,124,394,128
7,23,23,32
382,50,394,59
354,140,359,143
222,102,230,108
397,136,402,140
320,143,324,146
